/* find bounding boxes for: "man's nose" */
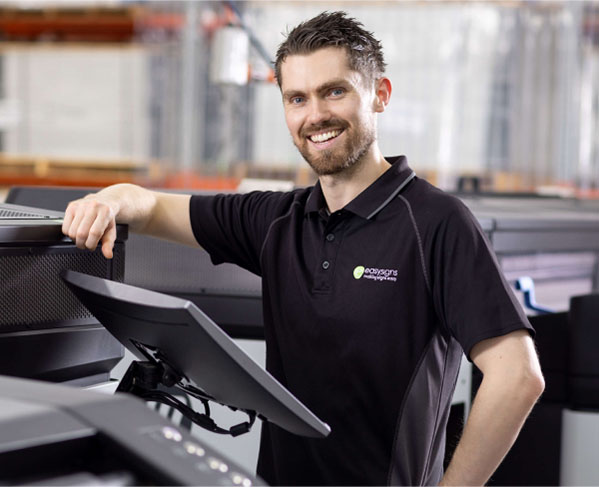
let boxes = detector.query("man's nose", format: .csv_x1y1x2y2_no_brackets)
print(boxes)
306,98,331,126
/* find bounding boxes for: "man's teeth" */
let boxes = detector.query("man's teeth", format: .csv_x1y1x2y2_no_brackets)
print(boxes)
310,130,341,143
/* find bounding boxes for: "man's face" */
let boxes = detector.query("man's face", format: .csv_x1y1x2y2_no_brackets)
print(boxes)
280,47,378,176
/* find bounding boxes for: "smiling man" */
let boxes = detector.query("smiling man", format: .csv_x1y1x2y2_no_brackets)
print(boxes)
63,11,544,486
281,47,383,179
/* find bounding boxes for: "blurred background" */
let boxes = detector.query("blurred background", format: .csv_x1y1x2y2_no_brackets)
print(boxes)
0,0,597,196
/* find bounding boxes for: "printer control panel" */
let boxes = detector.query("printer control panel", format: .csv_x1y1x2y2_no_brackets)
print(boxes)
144,425,255,486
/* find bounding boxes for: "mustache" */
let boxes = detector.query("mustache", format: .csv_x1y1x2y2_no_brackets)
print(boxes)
300,119,349,138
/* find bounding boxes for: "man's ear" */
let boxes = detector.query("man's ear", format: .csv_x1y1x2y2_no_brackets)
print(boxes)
373,77,392,113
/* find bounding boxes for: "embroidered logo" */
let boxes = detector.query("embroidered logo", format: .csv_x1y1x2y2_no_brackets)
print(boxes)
353,265,398,282
353,266,365,279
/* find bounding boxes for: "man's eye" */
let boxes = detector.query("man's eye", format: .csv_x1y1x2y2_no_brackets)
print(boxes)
290,97,304,104
330,88,345,97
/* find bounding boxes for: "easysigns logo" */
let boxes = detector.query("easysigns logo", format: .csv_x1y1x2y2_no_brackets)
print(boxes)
353,265,398,282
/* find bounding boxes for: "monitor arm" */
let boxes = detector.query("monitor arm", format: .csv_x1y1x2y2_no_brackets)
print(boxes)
116,348,256,437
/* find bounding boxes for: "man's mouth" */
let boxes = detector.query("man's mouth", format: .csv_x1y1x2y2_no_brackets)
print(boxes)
308,129,343,144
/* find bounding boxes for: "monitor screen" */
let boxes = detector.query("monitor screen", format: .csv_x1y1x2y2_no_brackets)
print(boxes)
62,269,330,438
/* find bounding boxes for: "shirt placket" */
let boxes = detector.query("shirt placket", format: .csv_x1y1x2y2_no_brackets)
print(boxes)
312,211,346,294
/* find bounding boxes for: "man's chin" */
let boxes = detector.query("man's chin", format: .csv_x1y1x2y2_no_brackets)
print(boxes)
296,132,374,178
304,156,347,177
309,163,346,177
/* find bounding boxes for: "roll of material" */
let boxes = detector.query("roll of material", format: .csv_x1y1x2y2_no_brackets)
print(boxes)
210,26,249,86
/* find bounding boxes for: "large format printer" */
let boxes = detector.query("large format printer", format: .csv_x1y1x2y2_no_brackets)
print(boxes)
460,194,599,486
461,194,599,301
0,375,259,486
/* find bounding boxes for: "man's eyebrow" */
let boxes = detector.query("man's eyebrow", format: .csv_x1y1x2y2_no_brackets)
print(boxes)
282,89,304,100
282,78,353,100
316,79,352,93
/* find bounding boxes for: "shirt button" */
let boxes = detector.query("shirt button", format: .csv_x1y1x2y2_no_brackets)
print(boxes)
326,233,335,242
322,261,330,270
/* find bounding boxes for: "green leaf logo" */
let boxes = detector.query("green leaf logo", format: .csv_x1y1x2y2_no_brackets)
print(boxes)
353,265,365,279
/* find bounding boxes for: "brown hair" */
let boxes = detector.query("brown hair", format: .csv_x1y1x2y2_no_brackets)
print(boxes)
274,11,386,87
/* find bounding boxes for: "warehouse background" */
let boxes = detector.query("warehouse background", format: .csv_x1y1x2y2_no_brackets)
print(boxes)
0,0,597,196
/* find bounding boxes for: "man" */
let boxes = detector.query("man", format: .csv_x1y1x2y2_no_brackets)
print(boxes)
63,11,544,486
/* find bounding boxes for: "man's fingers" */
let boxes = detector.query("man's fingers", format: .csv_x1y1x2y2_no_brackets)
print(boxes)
65,203,86,243
100,223,117,259
62,199,116,257
84,206,112,251
61,201,78,235
74,210,100,249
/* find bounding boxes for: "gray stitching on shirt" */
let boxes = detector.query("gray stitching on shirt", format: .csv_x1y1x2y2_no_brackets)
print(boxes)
397,194,431,294
259,200,302,267
367,171,416,220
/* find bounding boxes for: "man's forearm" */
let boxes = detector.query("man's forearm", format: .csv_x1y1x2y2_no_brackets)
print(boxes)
440,369,544,486
64,183,195,258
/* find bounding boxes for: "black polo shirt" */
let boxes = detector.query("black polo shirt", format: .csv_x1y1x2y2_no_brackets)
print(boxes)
189,156,533,486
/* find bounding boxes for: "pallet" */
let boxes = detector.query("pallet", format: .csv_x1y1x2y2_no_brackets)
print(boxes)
0,154,159,188
0,5,142,43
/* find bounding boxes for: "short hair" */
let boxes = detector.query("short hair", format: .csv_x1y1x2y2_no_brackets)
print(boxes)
274,11,386,87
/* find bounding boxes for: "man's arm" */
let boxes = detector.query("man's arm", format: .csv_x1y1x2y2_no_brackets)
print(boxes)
440,329,545,486
62,183,197,259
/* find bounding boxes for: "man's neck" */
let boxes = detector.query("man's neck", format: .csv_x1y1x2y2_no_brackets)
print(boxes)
319,148,391,213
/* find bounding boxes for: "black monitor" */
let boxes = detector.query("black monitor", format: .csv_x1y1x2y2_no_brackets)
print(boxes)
0,202,127,385
61,269,331,438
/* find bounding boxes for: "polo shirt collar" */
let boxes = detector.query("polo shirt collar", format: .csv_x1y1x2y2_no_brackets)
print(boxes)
304,155,416,220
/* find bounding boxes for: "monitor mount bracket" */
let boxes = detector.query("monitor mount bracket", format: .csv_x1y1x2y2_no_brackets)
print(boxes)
116,340,257,437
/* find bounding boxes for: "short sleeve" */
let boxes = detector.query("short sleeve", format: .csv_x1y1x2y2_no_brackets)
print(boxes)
189,191,295,276
428,200,534,358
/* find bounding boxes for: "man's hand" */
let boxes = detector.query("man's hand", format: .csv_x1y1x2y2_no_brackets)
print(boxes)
61,183,196,258
62,195,120,259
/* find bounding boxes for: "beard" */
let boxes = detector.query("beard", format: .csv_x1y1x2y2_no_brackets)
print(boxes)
294,118,376,177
